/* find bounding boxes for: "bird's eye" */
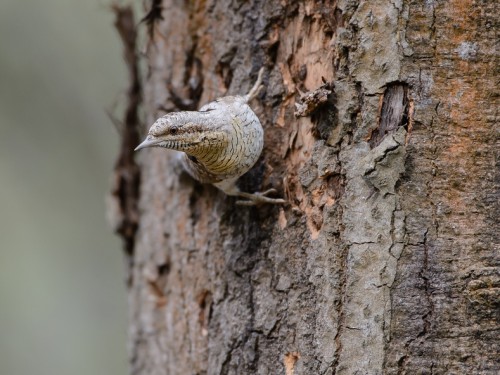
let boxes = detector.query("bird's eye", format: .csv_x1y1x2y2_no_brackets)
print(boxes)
170,127,178,135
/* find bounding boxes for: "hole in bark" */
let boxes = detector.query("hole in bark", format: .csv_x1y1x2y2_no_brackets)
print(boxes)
369,82,409,148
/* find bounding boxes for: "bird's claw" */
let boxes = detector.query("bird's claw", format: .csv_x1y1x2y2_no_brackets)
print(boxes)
236,189,286,206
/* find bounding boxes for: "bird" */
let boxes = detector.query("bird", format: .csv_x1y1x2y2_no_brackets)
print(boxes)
134,68,285,206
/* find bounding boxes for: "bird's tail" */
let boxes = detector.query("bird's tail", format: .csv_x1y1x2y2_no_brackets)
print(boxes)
245,67,264,103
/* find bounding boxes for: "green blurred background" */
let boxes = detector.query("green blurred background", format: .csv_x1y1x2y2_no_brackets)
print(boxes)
0,1,129,374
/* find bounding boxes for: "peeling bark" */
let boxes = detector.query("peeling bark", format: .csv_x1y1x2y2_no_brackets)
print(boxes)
108,5,142,285
112,1,499,374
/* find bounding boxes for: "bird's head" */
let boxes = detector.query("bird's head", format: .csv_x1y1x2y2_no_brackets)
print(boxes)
134,112,227,155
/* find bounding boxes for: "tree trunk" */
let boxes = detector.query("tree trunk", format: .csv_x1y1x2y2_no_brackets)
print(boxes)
110,1,498,374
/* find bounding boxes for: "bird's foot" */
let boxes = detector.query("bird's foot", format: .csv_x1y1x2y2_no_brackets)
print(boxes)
236,189,286,206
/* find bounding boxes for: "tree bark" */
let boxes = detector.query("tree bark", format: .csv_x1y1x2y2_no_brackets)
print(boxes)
110,1,499,374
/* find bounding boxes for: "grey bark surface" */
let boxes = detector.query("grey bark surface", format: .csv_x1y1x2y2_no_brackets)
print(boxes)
111,1,499,374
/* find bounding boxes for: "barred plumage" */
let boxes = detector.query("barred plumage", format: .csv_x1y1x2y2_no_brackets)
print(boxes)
135,69,285,206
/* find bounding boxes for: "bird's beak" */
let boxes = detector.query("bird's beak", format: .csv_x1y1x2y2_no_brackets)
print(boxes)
134,136,160,151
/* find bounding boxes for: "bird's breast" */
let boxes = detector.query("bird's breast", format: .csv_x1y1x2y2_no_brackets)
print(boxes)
183,100,263,183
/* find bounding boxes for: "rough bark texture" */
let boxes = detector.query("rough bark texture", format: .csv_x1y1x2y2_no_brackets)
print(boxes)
111,1,499,374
